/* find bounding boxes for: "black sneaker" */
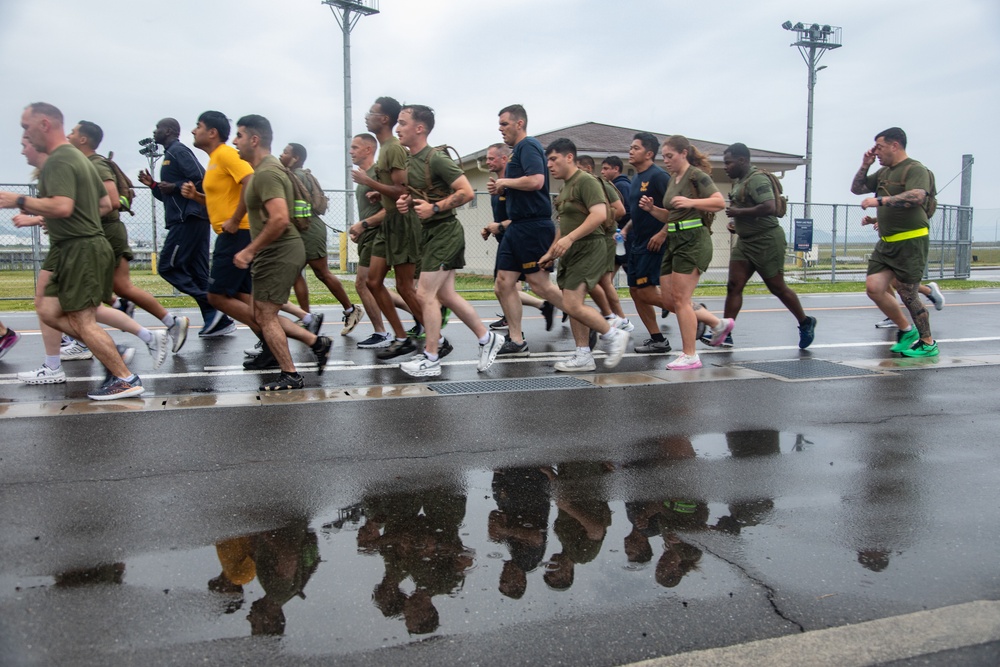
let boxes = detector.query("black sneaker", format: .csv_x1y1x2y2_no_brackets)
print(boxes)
488,316,509,331
244,343,279,370
305,312,325,335
562,310,569,324
588,329,598,350
376,338,417,360
497,338,530,357
798,316,817,349
259,372,304,391
541,301,555,331
406,323,426,339
312,335,332,375
357,332,393,349
438,338,454,359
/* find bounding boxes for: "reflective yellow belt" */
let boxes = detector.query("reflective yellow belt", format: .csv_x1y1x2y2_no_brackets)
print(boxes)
668,218,702,232
881,227,928,243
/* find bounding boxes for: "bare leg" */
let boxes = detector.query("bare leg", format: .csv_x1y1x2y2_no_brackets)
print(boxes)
496,270,525,344
393,263,423,327
762,273,807,322
254,300,296,374
598,272,625,319
38,300,130,378
897,281,933,343
662,272,702,356
866,271,909,328
631,285,661,336
309,258,353,310
293,273,310,313
367,256,407,338
112,258,168,320
356,266,386,334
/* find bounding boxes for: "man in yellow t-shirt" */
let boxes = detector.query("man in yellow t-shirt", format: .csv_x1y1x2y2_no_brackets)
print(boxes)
180,110,253,337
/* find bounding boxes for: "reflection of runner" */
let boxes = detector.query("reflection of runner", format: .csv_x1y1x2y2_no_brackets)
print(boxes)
358,488,473,635
489,467,551,599
0,321,19,360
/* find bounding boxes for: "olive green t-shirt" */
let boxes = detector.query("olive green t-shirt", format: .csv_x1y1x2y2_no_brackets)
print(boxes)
86,154,120,224
730,167,779,238
863,158,931,237
375,136,409,211
407,145,464,224
244,154,302,250
598,177,622,234
356,164,382,222
37,144,107,243
663,166,717,224
554,170,607,238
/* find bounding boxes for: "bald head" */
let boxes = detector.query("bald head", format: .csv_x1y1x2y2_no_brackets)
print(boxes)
154,118,181,146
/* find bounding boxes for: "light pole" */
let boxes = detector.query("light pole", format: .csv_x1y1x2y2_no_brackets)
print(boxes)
322,0,379,231
138,137,163,273
781,21,841,218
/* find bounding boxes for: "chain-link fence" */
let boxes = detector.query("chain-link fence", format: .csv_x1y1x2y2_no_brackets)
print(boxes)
0,185,978,302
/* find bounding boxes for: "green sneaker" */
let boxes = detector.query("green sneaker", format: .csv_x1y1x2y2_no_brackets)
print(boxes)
406,323,426,340
441,306,451,328
901,340,939,358
889,327,919,353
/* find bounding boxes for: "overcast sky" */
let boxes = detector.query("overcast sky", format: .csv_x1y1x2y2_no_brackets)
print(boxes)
1,0,998,232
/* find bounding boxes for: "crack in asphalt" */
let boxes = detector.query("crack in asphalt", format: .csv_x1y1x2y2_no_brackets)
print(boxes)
692,537,807,633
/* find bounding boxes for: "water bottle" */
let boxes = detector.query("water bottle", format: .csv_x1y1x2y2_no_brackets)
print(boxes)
614,230,625,257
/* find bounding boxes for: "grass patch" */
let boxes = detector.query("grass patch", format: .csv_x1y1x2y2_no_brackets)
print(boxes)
0,269,996,312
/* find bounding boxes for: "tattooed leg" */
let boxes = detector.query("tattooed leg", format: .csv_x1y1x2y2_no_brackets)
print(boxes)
897,282,932,341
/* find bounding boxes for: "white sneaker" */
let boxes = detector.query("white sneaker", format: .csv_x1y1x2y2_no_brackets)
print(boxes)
602,327,629,368
616,317,635,333
147,330,169,370
477,332,504,372
875,317,898,329
399,352,442,378
341,306,365,335
244,340,264,357
926,282,945,311
18,364,67,384
667,353,702,371
167,315,189,353
554,350,596,373
60,340,93,361
709,318,736,347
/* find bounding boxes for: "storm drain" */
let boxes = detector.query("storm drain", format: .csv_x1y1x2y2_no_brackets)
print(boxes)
734,359,884,380
428,376,594,395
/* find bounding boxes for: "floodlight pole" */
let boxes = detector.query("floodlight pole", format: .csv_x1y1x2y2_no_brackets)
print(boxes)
782,22,842,218
323,0,379,230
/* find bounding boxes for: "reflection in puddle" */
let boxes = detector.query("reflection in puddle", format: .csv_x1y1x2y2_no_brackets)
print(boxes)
15,428,930,655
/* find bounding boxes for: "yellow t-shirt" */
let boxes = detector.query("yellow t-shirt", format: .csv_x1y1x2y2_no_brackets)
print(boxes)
204,144,253,233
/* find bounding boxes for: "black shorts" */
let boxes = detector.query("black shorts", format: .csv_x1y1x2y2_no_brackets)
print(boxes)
496,218,555,275
209,230,253,297
626,249,664,288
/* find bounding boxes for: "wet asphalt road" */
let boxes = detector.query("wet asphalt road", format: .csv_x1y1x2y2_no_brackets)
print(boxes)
1,290,999,666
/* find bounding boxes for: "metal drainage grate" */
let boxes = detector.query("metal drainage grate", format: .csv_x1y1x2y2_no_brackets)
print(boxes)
735,359,883,380
428,376,594,395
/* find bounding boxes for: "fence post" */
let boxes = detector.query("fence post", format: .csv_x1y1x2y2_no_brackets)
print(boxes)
830,204,837,283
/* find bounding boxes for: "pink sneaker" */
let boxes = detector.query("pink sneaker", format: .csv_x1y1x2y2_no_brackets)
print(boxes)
709,318,735,347
667,353,702,370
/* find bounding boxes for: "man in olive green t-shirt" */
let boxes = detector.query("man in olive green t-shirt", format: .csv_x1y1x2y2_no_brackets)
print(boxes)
851,126,938,358
540,138,629,373
393,104,503,378
231,114,332,391
0,102,141,400
722,142,815,350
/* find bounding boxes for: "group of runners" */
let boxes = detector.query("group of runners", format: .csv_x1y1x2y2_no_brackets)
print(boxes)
0,99,942,399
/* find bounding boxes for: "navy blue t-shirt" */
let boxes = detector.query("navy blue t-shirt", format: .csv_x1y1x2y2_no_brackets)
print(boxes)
628,164,670,254
612,174,632,228
504,136,551,223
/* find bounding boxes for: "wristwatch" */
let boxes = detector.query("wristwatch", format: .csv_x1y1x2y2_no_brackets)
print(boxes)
361,219,369,229
16,195,26,209
432,203,440,214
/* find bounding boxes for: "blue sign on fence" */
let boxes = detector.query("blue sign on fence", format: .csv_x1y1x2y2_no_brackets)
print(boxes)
794,218,813,251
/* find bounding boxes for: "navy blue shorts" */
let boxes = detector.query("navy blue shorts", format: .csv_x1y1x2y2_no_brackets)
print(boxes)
496,218,555,275
208,230,253,297
626,249,664,289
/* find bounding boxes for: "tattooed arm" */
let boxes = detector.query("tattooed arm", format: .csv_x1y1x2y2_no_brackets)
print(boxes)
851,147,877,195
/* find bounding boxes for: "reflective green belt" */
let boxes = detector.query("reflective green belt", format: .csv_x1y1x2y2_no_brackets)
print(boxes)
668,218,702,232
293,199,313,219
881,227,928,243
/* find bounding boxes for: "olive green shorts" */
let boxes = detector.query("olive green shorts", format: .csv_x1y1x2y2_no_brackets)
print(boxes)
731,225,787,279
557,235,606,291
103,220,134,262
867,236,929,284
251,241,306,305
661,226,712,275
373,211,421,267
420,217,466,272
604,234,616,274
44,236,115,312
357,227,379,268
300,216,328,261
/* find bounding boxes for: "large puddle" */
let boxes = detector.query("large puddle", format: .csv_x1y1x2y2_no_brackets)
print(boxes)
7,428,957,658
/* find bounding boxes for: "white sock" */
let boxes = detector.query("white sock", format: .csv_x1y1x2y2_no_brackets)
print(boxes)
302,313,314,325
425,352,439,362
161,314,176,327
138,328,152,344
576,346,591,355
45,355,61,369
478,334,490,345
